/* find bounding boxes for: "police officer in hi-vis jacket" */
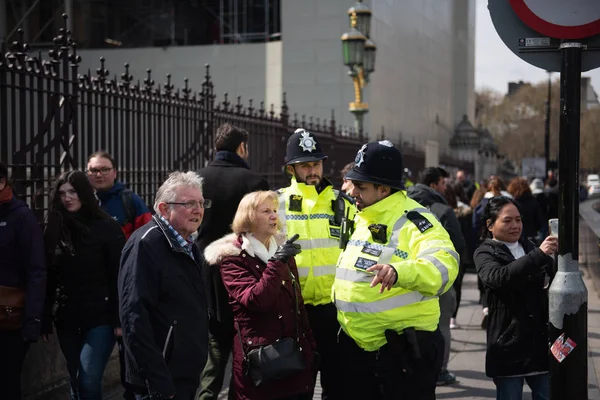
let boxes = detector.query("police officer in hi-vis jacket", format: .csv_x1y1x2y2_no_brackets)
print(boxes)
333,140,459,399
277,128,355,399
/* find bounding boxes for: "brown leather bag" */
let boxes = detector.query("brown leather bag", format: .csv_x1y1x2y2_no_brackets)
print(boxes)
0,285,25,331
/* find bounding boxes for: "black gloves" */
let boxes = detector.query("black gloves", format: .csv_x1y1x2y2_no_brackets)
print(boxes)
269,234,302,263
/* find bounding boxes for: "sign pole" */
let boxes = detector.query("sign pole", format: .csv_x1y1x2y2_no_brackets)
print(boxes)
548,41,588,400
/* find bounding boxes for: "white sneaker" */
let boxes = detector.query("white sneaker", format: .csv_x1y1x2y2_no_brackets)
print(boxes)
450,318,460,329
481,307,489,329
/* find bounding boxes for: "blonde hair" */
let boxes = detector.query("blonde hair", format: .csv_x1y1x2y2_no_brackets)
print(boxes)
231,191,281,235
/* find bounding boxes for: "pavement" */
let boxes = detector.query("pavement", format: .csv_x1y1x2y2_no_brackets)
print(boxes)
106,269,600,400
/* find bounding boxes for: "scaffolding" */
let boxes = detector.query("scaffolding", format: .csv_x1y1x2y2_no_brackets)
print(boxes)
0,0,281,48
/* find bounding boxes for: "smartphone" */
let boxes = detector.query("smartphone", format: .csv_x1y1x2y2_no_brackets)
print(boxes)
548,218,559,238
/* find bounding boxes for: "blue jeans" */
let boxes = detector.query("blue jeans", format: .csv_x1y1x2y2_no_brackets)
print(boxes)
57,325,116,400
493,373,550,400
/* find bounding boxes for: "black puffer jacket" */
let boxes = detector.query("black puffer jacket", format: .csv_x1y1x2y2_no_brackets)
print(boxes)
43,213,125,333
474,238,553,377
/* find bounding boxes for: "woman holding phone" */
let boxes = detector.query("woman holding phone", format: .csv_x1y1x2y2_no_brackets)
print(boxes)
204,191,316,400
474,196,557,399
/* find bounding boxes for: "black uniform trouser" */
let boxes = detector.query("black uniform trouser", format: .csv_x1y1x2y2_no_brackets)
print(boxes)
305,303,344,400
338,328,444,400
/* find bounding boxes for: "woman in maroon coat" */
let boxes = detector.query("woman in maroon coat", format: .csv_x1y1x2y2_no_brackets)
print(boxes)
204,191,316,400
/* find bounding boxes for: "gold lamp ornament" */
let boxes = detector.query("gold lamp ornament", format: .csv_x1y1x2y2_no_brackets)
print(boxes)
341,0,376,136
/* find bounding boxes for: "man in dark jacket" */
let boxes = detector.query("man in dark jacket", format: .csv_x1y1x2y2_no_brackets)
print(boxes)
119,171,209,400
196,123,268,400
0,163,46,399
407,167,466,386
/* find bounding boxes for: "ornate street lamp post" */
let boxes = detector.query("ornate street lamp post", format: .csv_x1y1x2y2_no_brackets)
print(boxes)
341,0,376,136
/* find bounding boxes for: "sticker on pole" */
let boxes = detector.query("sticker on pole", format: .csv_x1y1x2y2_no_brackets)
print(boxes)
509,0,600,39
550,333,577,363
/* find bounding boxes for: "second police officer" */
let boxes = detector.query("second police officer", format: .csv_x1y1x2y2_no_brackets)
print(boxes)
333,141,459,399
277,128,355,399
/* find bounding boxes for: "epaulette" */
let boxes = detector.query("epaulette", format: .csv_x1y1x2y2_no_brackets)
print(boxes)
406,210,434,233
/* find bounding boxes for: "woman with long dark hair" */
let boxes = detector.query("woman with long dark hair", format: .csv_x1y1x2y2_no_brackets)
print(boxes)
474,196,557,399
42,170,125,400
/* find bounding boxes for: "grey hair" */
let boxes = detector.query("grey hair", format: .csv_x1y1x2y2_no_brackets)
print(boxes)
154,171,204,214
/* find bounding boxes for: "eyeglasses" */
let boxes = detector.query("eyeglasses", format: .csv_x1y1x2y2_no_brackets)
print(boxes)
86,167,114,176
167,199,212,210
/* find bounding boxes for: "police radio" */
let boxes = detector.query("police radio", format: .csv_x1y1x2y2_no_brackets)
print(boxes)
339,207,354,250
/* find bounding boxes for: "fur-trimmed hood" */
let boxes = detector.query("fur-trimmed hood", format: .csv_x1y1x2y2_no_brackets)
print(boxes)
204,232,286,266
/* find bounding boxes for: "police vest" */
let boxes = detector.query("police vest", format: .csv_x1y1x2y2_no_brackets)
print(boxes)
278,177,355,306
333,191,459,351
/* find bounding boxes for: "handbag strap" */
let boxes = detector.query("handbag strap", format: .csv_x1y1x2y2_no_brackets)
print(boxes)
287,266,300,342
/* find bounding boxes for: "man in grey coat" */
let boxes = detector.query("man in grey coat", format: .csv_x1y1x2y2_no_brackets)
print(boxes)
407,167,465,386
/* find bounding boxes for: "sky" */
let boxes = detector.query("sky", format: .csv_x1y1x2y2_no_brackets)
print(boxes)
475,1,600,94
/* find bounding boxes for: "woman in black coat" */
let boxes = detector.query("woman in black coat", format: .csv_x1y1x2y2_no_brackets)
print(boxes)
42,170,125,400
474,196,557,399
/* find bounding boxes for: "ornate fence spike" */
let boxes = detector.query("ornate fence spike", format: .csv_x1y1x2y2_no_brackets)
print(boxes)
7,29,29,68
143,68,155,93
182,78,192,99
248,99,254,116
315,117,321,130
281,92,289,119
68,42,82,66
292,113,299,127
330,109,336,134
270,104,275,119
164,73,174,95
222,92,230,110
309,116,314,130
258,101,265,118
236,95,243,114
120,63,133,90
204,64,211,82
301,114,306,127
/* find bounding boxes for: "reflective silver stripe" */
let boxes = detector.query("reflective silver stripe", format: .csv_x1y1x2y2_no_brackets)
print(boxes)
335,268,374,283
375,207,434,265
277,192,287,234
296,238,339,250
417,247,460,265
378,215,408,264
421,255,450,296
335,291,436,313
297,265,337,278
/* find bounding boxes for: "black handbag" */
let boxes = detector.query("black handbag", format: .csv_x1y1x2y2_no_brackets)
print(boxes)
235,266,306,386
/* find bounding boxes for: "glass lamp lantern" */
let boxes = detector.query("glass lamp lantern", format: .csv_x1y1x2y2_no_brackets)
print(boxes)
363,39,377,73
347,1,372,38
341,28,366,68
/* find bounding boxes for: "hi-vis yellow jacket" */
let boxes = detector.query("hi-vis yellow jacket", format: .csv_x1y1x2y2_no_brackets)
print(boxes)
332,191,459,351
278,177,355,306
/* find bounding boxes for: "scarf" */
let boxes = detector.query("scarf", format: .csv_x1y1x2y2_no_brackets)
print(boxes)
242,233,277,264
0,186,13,204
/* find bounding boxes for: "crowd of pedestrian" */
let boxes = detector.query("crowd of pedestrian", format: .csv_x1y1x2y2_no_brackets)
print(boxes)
0,122,566,400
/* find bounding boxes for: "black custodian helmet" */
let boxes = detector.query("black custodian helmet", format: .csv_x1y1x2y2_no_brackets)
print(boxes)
285,128,328,165
345,140,404,190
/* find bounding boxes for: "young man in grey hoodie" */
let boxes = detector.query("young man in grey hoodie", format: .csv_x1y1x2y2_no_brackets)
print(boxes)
407,167,466,386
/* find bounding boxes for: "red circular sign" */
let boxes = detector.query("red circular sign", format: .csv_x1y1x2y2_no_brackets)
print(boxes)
509,0,600,39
